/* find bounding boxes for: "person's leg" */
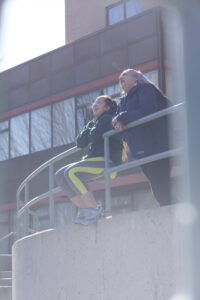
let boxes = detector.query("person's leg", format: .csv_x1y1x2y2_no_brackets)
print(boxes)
60,158,106,224
55,164,77,198
141,158,172,206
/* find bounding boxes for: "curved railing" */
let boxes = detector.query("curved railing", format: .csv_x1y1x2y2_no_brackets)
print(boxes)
16,102,184,238
16,146,81,237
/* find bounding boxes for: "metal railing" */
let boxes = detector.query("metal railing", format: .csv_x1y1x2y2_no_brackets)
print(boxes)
0,232,16,254
0,232,16,243
16,102,184,238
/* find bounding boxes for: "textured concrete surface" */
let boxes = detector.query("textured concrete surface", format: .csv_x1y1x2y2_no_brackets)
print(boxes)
13,205,184,300
0,287,12,300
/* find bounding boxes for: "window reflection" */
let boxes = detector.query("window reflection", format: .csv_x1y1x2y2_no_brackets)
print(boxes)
108,3,124,26
144,69,158,87
103,83,121,97
77,106,93,134
11,113,29,157
77,90,100,107
0,121,9,161
0,132,9,161
53,97,75,147
77,90,100,133
126,0,141,19
31,106,51,152
0,120,8,131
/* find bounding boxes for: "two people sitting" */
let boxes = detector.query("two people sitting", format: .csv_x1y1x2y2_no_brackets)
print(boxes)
55,69,172,225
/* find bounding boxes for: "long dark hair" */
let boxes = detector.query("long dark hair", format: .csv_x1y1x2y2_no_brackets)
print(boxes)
100,95,117,113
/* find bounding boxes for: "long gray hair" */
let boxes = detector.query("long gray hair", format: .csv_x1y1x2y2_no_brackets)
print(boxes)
126,69,150,84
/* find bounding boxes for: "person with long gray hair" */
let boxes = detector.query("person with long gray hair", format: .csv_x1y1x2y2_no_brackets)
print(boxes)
112,68,172,206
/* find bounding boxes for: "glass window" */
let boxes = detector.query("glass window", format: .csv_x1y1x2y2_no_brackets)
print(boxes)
53,97,75,147
10,113,29,158
126,0,141,18
0,121,9,161
144,69,158,87
77,90,100,107
0,120,8,131
77,90,100,133
0,131,9,161
31,106,51,152
77,106,93,134
108,3,124,26
103,83,121,96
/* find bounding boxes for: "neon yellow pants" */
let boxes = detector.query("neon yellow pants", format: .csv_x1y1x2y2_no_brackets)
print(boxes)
55,157,116,198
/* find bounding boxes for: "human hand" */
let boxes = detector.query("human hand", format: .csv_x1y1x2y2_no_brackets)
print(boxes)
114,121,125,131
112,116,118,127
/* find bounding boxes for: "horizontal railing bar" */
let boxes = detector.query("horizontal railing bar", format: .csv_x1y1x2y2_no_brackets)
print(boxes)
104,148,182,175
16,103,184,238
0,232,16,243
17,148,182,219
18,187,61,218
17,146,80,198
103,103,184,138
17,104,183,201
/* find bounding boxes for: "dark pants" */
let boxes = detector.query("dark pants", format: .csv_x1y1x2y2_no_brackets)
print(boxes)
141,158,172,206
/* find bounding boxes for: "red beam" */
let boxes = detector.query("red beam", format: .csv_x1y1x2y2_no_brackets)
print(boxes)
0,60,158,121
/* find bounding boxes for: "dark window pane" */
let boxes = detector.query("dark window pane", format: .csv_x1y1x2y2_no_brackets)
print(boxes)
53,97,75,147
126,0,141,18
108,3,124,25
31,106,51,152
10,113,29,157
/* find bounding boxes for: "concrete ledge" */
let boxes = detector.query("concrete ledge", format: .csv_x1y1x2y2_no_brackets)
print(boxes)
13,205,184,300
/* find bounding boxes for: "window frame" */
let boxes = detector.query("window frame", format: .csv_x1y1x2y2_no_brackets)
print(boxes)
0,70,159,161
106,0,141,27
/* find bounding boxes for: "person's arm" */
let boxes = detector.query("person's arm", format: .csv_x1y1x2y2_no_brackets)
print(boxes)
76,120,94,148
88,115,112,144
116,84,157,125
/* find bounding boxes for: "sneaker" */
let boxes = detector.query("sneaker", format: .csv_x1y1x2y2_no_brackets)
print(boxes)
81,205,102,225
74,208,90,224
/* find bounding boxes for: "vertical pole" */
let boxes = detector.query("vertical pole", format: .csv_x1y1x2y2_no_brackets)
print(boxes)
23,183,29,236
104,135,111,215
16,194,21,239
49,163,55,227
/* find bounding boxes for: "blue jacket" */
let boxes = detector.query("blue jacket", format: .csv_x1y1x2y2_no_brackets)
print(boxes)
116,82,170,159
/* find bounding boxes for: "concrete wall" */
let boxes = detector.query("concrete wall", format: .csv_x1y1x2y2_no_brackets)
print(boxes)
12,205,184,300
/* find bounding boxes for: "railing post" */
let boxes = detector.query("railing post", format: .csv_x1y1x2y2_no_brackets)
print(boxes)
49,163,55,227
16,194,21,239
104,135,112,215
23,183,29,236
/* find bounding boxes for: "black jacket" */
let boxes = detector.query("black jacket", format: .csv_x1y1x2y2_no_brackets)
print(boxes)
76,111,122,165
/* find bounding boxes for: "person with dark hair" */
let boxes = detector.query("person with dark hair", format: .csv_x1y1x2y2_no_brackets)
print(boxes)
55,95,123,225
112,69,172,206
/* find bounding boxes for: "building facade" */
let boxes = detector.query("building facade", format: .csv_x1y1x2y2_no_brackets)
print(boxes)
0,1,182,253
